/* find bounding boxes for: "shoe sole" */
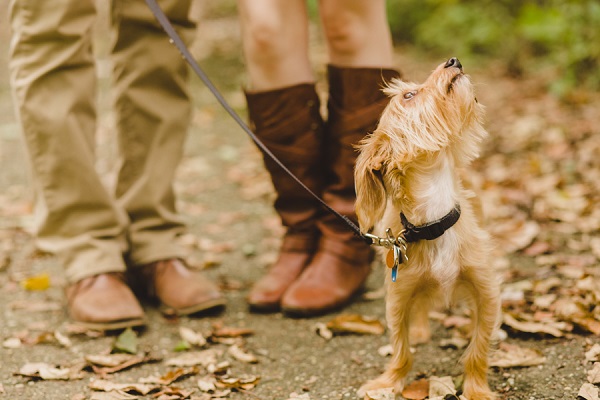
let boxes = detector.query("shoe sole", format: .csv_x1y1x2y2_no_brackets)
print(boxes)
159,297,226,317
70,317,147,331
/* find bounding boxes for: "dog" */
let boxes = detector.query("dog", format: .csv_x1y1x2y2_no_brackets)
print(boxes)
354,58,500,400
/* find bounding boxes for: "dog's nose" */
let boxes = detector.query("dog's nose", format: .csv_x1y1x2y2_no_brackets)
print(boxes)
444,57,462,70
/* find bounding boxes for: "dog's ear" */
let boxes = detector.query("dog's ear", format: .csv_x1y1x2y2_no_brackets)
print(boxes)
354,133,391,232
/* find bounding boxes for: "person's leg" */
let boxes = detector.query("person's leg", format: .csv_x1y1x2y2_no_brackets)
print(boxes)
319,0,394,68
110,0,224,315
238,0,313,91
281,0,401,316
9,0,145,329
239,0,325,311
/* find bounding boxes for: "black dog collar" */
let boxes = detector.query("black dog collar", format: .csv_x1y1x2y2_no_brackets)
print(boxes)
400,205,461,243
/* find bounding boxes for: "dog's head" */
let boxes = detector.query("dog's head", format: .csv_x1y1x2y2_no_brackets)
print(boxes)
355,58,487,231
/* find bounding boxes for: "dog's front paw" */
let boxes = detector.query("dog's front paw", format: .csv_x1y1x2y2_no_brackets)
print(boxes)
462,391,496,400
357,374,404,399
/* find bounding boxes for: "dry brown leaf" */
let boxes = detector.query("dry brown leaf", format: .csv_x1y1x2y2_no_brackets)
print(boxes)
315,323,333,340
165,349,220,367
89,379,159,395
489,342,546,368
364,387,395,400
588,363,600,384
90,392,138,400
377,344,393,357
227,344,258,363
325,314,385,336
215,374,260,390
439,337,469,350
86,353,160,375
197,376,217,392
429,376,456,397
578,383,600,400
179,326,207,347
573,317,600,335
17,362,84,380
3,337,21,348
401,378,429,399
585,344,600,362
211,322,254,338
502,313,565,337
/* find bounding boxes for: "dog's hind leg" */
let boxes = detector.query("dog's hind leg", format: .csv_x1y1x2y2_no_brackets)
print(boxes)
358,280,418,398
460,266,500,400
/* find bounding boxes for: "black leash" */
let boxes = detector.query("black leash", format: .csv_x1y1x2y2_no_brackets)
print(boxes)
145,0,461,251
144,0,368,242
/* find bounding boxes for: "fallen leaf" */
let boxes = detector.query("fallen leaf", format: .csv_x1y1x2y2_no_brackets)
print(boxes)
588,363,600,384
228,344,258,363
139,367,199,385
578,383,600,400
113,328,138,354
573,318,600,335
20,272,50,291
325,314,385,336
365,387,395,400
502,313,565,337
378,344,393,357
89,379,159,395
402,378,429,400
17,362,84,380
439,337,469,350
197,376,217,392
315,323,333,340
215,374,260,390
489,342,546,368
585,344,600,362
90,393,138,400
179,326,207,347
3,337,22,348
165,349,220,367
429,376,456,397
211,322,254,338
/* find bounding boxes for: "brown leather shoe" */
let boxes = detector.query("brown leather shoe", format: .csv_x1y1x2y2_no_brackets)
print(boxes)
247,233,317,312
132,259,225,316
281,238,372,316
66,272,146,330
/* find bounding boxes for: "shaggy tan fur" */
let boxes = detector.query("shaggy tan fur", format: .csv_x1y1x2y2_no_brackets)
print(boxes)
355,59,500,400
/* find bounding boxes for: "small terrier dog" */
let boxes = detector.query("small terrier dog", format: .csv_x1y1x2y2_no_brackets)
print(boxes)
354,58,500,400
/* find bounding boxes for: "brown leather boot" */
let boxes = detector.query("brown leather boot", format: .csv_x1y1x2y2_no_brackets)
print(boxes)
132,259,225,316
282,65,401,317
66,272,146,330
245,84,325,311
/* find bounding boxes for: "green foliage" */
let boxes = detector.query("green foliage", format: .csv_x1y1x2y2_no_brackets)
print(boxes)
386,0,600,95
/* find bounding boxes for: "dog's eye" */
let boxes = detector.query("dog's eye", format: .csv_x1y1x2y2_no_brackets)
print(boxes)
403,91,416,100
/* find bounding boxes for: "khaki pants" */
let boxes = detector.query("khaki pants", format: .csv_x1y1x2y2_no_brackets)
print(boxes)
9,0,193,282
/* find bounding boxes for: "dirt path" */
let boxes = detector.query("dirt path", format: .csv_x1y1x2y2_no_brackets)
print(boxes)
1,3,599,400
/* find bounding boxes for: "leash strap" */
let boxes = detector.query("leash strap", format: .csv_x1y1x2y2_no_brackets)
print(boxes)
400,205,461,243
145,0,368,242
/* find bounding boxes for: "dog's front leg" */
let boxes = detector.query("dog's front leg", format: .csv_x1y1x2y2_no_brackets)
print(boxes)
358,281,417,398
460,266,500,400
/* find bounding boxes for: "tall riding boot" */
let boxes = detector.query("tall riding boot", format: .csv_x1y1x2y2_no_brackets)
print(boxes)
245,84,325,311
282,65,401,316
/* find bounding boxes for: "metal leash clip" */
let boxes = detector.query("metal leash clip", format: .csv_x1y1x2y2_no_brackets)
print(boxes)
364,229,409,282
